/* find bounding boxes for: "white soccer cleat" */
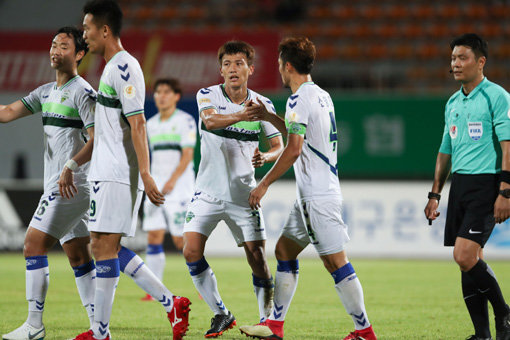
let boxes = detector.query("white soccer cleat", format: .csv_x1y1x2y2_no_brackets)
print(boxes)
2,322,45,340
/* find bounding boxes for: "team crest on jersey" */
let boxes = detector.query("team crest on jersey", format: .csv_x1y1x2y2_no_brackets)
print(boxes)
449,125,457,139
123,84,136,99
468,122,483,141
185,211,195,223
60,90,70,103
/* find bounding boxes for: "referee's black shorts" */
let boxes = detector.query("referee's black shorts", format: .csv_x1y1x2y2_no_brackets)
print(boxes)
444,173,499,247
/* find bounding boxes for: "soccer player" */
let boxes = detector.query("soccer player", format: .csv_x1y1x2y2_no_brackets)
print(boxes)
424,33,510,340
141,78,196,301
1,27,96,340
74,1,190,340
183,41,283,337
239,37,377,340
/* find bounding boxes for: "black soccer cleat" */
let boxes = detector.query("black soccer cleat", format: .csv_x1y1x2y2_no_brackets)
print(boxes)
204,311,236,338
465,335,492,340
495,308,510,340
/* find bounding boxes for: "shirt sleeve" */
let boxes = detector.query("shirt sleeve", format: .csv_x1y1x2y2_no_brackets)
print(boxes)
180,114,197,148
21,85,44,114
113,59,145,118
196,88,217,114
285,96,309,136
438,104,452,154
492,91,510,142
77,86,96,129
260,97,281,139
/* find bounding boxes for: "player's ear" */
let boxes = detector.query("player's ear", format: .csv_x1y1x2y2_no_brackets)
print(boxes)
76,50,85,64
249,64,255,75
102,25,109,38
478,55,486,70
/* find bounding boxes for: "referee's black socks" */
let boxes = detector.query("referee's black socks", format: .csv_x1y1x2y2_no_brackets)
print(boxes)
462,271,491,338
466,259,510,325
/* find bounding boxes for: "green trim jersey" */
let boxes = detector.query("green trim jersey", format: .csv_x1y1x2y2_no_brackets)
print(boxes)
196,84,281,203
285,82,342,201
21,76,96,193
439,78,510,174
88,51,145,189
147,109,197,200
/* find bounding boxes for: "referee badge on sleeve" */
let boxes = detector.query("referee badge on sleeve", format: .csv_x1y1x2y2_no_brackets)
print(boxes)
449,125,458,139
468,122,482,141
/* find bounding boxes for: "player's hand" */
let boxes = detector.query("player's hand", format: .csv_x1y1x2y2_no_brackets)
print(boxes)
424,198,440,223
246,98,270,122
142,174,165,206
252,147,267,168
58,166,78,199
494,195,510,223
238,100,255,121
249,182,268,210
162,178,176,195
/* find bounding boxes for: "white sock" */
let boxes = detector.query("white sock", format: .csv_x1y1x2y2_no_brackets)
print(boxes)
187,257,228,315
268,260,299,322
252,274,274,322
92,259,119,340
73,261,96,328
332,262,370,330
146,244,165,282
119,246,174,312
25,256,49,329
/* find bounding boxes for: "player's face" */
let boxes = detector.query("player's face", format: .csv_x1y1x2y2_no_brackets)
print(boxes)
220,53,254,89
154,84,180,111
82,14,104,55
278,57,290,88
451,45,484,84
50,33,77,70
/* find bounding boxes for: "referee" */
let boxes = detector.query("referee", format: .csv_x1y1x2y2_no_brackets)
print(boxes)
425,33,510,340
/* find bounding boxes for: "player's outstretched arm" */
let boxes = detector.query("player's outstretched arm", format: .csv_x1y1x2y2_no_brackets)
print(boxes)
58,127,95,199
162,147,194,195
494,140,510,223
200,103,251,130
249,134,303,209
246,98,287,135
252,136,284,168
0,100,32,123
128,113,165,206
424,152,451,222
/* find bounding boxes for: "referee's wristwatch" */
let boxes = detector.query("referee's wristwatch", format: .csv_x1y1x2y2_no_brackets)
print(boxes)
499,189,510,198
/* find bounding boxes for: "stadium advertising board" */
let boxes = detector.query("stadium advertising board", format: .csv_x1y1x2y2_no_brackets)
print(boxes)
0,31,280,93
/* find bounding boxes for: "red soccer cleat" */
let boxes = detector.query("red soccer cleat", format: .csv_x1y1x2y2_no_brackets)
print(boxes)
141,293,155,301
73,330,110,340
239,319,284,340
342,325,377,340
168,296,192,340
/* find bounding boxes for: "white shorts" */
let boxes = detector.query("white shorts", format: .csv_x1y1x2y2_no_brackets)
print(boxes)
142,198,189,236
183,191,266,246
88,181,143,237
29,189,89,245
282,198,350,256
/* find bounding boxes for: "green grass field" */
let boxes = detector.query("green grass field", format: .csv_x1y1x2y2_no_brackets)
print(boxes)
0,254,509,339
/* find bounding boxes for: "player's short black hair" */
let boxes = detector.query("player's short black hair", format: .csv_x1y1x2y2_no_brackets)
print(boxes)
218,41,255,66
83,0,123,38
153,78,182,96
54,26,88,66
450,33,488,60
278,36,316,75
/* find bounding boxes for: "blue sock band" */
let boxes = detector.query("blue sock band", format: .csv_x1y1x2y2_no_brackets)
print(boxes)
252,274,274,288
186,256,210,276
96,258,120,278
331,262,355,284
73,260,95,277
117,246,137,273
25,255,48,270
277,259,299,274
147,244,164,255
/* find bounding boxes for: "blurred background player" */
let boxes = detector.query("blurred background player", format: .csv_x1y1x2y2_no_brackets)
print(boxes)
240,36,376,340
75,1,190,340
0,27,96,340
141,78,197,301
182,40,283,337
425,33,510,340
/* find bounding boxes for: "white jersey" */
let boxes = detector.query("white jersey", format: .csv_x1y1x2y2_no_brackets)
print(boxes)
88,51,145,189
195,84,281,203
285,81,342,201
147,109,197,200
21,76,96,193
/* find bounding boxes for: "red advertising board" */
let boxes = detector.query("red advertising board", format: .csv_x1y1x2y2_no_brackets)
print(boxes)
0,31,281,93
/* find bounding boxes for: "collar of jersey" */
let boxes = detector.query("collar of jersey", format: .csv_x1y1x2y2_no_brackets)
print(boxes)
221,84,251,105
159,109,178,123
54,75,80,90
460,77,487,99
105,50,127,67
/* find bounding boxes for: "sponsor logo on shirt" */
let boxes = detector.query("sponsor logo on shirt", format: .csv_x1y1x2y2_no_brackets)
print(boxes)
199,98,211,104
468,122,483,141
449,125,458,139
289,111,299,122
123,84,136,99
